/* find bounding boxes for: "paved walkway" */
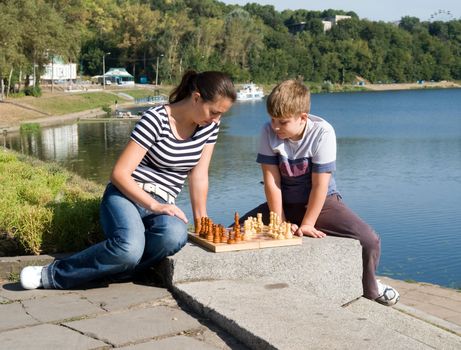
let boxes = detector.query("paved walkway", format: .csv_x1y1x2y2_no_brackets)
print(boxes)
379,276,461,334
0,277,246,349
0,250,460,349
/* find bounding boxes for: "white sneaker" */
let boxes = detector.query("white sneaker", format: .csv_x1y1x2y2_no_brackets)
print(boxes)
375,279,400,306
20,266,44,290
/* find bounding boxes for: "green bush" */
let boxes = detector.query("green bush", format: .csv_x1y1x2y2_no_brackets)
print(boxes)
102,104,112,117
23,85,42,97
0,148,104,256
20,123,41,134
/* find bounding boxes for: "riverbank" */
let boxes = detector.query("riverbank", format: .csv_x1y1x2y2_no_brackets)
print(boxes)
0,85,168,131
1,81,460,131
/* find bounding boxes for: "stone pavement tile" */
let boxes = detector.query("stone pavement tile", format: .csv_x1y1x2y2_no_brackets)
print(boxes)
22,293,104,322
64,305,202,347
406,301,461,320
0,302,38,331
78,282,171,311
0,280,68,301
345,298,461,350
407,293,461,312
446,314,461,326
118,335,221,349
194,328,248,350
380,277,461,299
0,323,107,350
0,295,9,303
395,303,461,337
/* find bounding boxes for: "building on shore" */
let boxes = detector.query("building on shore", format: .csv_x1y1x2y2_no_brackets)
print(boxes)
93,68,135,86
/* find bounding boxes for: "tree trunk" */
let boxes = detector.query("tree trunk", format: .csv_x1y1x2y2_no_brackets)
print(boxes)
19,70,22,92
7,68,13,98
0,77,4,101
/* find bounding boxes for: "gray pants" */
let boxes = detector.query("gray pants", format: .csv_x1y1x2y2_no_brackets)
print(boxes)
240,194,380,299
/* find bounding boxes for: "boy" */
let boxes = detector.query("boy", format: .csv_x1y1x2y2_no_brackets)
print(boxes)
242,80,399,305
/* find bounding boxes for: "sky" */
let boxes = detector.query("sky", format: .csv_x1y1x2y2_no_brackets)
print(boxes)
221,0,461,22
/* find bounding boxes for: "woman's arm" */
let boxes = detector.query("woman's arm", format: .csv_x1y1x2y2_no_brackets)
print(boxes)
188,143,215,220
111,140,187,222
296,172,331,238
261,163,285,220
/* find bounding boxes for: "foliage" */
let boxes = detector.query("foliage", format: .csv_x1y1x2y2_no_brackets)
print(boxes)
23,85,42,97
19,123,40,134
0,148,104,256
2,0,461,87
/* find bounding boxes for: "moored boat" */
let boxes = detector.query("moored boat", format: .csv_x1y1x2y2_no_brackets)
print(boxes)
236,83,264,101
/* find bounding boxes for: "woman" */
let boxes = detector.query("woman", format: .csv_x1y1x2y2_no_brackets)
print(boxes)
20,70,236,289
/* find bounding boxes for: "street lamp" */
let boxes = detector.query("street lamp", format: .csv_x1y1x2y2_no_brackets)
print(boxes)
103,52,111,89
155,54,164,86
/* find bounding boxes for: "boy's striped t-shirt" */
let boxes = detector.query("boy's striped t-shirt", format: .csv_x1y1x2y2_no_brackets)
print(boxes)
130,105,219,199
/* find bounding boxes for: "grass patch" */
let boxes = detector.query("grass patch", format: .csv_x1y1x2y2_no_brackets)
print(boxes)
0,148,104,256
8,272,19,282
404,279,418,284
20,123,41,134
23,92,117,116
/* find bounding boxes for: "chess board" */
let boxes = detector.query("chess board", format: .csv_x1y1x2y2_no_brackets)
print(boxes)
188,230,303,253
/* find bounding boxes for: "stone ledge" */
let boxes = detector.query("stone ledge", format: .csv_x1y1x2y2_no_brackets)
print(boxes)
160,236,363,305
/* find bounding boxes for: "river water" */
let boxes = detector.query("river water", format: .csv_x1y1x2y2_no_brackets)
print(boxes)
4,88,461,288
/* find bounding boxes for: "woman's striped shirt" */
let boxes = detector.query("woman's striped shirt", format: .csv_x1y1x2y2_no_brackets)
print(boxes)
130,105,219,198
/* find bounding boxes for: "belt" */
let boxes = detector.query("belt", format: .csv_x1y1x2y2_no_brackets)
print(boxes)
137,182,175,204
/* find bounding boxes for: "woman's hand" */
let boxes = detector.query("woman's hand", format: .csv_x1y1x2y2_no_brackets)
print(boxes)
294,224,326,238
150,202,188,223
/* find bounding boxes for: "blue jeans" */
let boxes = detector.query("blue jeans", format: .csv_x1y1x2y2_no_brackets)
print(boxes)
42,183,188,289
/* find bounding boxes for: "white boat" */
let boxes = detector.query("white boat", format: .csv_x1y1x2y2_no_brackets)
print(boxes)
236,83,264,101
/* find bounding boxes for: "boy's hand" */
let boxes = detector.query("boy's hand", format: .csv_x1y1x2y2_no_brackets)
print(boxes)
295,224,326,238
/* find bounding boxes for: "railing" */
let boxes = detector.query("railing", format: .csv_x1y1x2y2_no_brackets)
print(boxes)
134,94,168,105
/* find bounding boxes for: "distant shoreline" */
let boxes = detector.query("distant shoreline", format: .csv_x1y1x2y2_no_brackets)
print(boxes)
364,80,461,91
1,81,460,131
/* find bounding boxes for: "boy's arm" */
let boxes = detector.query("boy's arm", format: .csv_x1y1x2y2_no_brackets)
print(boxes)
261,163,285,220
296,172,331,238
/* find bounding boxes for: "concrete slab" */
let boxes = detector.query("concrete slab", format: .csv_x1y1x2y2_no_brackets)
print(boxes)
0,302,38,331
0,254,68,279
345,298,461,349
161,237,363,305
174,279,430,350
0,281,68,301
22,293,104,322
78,282,171,311
118,335,221,349
64,306,203,347
395,303,461,336
0,323,106,350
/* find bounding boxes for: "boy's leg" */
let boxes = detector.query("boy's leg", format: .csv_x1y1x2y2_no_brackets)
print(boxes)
135,212,188,272
314,194,381,300
42,184,146,289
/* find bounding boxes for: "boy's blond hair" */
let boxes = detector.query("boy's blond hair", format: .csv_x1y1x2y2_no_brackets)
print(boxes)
266,79,311,119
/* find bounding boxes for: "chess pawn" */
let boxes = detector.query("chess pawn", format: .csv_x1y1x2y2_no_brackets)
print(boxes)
206,224,215,242
285,222,293,239
194,218,201,234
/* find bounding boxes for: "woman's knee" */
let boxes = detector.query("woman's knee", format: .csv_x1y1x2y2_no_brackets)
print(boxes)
163,219,188,252
107,235,145,267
